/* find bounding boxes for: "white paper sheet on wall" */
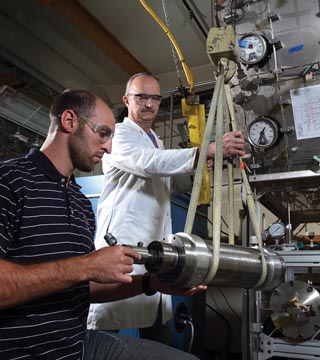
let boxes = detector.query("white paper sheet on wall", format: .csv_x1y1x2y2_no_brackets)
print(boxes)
290,84,320,140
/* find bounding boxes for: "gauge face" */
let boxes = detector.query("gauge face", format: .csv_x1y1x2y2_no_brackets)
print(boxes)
268,222,286,239
247,116,279,149
239,34,268,65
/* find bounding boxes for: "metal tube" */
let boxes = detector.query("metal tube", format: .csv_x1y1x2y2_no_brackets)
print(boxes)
129,246,153,264
131,233,285,291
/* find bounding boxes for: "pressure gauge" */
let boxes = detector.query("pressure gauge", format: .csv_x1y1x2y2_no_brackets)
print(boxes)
268,222,286,239
247,116,280,149
239,34,269,66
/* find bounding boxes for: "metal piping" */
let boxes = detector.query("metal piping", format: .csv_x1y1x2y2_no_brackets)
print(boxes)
180,0,209,39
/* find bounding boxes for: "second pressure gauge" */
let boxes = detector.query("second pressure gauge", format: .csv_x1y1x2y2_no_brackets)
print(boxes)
268,222,286,239
239,34,269,66
247,116,280,149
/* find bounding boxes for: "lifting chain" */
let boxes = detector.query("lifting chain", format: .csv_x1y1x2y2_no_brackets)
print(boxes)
161,0,184,91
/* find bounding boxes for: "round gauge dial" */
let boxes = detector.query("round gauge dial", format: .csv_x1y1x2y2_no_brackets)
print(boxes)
239,34,268,65
247,116,279,149
268,222,286,239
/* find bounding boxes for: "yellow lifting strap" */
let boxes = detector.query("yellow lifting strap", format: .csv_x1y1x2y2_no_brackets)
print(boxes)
181,98,211,205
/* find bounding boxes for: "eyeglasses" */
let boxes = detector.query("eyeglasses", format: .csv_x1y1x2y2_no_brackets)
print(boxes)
126,93,162,105
79,115,114,144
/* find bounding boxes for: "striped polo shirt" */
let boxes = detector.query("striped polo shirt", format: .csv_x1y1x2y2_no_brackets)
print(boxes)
0,148,95,359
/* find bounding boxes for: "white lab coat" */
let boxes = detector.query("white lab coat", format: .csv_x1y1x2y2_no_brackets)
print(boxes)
87,117,197,330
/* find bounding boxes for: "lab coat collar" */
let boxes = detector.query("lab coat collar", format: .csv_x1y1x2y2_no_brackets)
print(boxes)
122,117,159,144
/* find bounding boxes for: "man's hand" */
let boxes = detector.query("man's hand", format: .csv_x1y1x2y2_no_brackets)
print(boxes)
207,130,245,159
222,130,245,158
206,159,213,172
85,246,141,284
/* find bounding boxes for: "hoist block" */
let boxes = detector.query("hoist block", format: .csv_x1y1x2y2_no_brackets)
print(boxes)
206,25,239,65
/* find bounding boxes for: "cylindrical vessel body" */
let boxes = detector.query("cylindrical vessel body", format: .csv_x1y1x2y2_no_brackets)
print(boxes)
145,233,285,291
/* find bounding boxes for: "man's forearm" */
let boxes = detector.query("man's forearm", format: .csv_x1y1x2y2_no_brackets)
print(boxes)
90,273,207,303
90,275,144,303
0,257,88,309
0,245,140,309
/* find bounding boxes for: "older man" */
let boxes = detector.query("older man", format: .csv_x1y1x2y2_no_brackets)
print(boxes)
88,73,245,343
